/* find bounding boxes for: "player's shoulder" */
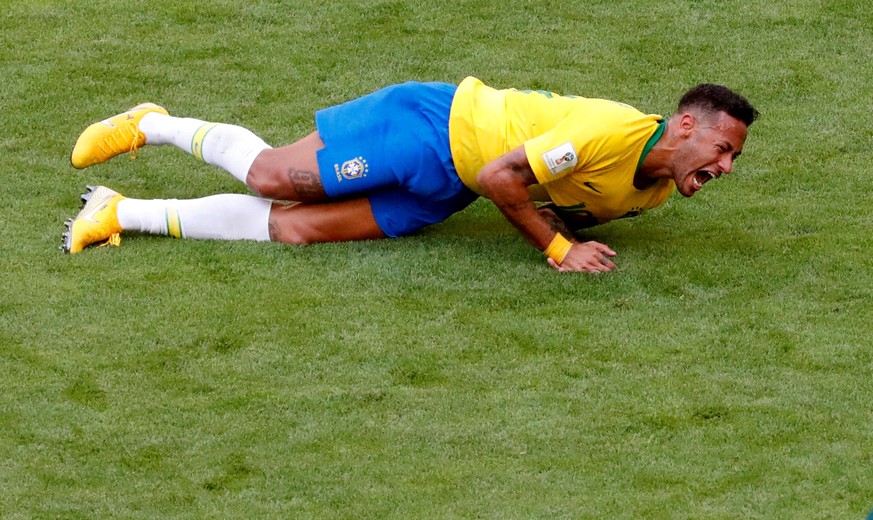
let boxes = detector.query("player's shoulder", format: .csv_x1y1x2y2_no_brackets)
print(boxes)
566,96,647,118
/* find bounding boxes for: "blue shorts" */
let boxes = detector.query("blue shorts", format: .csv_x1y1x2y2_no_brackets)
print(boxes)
315,82,479,237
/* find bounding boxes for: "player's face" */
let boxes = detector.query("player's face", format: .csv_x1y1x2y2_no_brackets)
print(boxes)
672,111,748,197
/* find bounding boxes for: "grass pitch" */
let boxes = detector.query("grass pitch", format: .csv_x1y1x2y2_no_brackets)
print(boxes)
1,0,871,518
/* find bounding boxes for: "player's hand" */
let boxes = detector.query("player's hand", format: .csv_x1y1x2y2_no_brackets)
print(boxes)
547,241,617,273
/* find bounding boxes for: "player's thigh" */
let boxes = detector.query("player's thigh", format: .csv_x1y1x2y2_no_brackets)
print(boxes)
248,132,328,202
268,198,386,244
368,187,479,238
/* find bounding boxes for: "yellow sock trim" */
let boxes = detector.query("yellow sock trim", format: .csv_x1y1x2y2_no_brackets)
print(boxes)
166,208,183,238
544,234,573,265
191,122,219,161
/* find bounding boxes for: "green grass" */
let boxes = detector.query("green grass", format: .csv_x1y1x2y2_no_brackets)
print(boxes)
1,0,872,518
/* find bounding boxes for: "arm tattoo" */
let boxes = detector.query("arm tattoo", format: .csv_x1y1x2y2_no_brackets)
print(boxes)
286,168,326,202
538,205,574,237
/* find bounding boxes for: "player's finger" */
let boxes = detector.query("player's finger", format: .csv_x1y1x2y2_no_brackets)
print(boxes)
589,261,612,273
547,258,566,272
581,240,616,257
588,254,616,272
598,254,617,269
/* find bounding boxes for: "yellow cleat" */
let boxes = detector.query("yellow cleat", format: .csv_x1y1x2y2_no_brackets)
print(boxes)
70,103,168,169
62,186,125,254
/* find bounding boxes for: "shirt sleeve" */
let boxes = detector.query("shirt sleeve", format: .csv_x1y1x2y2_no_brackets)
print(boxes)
523,110,629,186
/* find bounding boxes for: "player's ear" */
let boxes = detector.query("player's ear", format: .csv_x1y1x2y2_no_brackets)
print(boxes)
678,112,697,136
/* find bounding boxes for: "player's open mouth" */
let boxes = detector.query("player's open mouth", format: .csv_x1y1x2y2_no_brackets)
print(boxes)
692,170,717,190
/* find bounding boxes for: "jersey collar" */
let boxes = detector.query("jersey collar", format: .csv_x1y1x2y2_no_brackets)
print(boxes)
635,118,666,173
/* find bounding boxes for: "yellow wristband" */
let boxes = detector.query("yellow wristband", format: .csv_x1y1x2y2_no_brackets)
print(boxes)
544,234,573,265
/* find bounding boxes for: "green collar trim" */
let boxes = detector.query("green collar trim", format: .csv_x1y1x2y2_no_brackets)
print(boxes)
635,119,666,173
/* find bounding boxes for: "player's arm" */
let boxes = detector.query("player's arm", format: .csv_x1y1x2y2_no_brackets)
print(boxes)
536,203,600,236
536,204,575,237
477,145,616,273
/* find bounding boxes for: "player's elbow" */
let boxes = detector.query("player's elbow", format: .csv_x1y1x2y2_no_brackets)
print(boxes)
477,166,511,199
477,148,537,200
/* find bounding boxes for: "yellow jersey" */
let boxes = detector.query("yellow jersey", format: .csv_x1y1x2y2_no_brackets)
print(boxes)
448,76,675,226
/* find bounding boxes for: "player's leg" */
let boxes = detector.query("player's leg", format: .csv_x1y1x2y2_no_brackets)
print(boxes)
71,106,334,203
71,105,274,188
245,131,328,202
140,114,329,202
268,198,386,243
62,185,384,253
118,194,384,244
117,194,382,244
61,186,272,253
140,113,273,188
116,194,273,242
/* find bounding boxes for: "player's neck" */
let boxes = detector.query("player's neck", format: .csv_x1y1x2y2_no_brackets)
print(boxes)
636,119,680,186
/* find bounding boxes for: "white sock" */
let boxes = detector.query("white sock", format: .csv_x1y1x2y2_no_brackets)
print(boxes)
117,195,272,241
139,113,272,184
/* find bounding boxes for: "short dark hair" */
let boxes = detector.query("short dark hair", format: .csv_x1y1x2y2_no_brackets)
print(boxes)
678,83,759,127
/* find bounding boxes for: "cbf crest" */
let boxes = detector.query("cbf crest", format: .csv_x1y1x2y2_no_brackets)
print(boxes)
334,156,369,182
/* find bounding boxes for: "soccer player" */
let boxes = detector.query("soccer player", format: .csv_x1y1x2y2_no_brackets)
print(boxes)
63,77,758,273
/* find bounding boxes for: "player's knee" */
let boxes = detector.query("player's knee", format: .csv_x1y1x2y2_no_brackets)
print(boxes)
278,233,312,246
268,213,314,245
269,223,308,245
246,157,285,199
246,146,329,202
